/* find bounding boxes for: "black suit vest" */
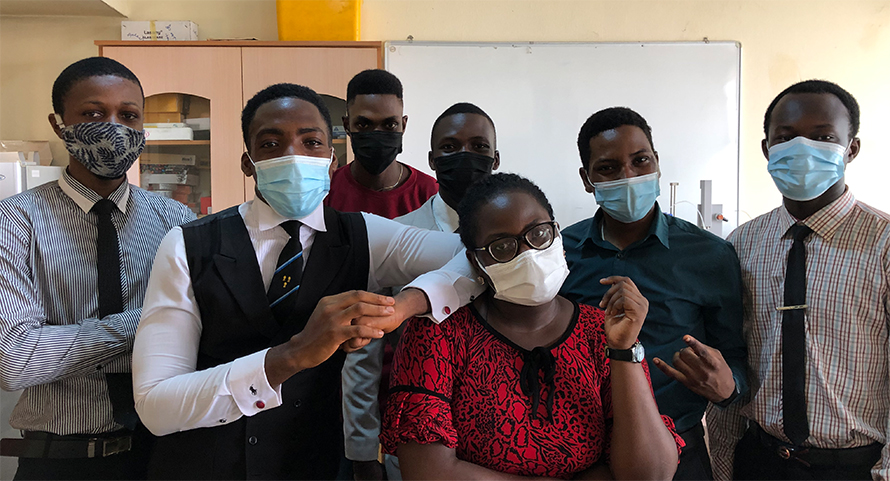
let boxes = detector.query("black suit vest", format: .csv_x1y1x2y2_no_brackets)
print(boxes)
147,205,369,480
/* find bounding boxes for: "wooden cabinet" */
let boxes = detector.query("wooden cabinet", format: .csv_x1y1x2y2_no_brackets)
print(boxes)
97,41,382,212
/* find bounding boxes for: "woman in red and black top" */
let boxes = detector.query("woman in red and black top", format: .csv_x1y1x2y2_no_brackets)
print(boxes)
381,173,683,480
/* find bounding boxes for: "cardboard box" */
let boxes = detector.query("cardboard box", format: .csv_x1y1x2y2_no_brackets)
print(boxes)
0,140,53,166
122,21,199,41
187,97,210,119
145,173,200,186
141,163,190,175
145,94,189,114
184,118,210,131
200,196,212,215
145,112,184,123
144,126,194,141
140,153,197,166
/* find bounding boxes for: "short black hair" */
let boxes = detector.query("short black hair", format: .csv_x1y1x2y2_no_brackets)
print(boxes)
458,173,554,249
346,69,403,106
430,102,496,146
52,57,143,116
577,107,654,170
241,83,333,149
763,79,860,139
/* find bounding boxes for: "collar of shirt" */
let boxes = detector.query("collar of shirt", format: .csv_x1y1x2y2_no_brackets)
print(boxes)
431,193,460,233
778,188,856,241
58,168,130,214
244,196,327,234
582,202,670,251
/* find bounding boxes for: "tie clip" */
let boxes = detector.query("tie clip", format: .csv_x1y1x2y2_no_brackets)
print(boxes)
776,304,807,311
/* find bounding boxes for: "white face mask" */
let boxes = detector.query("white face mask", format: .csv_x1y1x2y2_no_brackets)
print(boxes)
477,235,570,306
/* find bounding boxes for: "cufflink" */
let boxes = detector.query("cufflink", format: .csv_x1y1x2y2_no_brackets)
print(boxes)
255,401,265,409
443,306,451,315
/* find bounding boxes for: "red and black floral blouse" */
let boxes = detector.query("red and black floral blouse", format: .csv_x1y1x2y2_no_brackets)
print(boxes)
381,301,683,479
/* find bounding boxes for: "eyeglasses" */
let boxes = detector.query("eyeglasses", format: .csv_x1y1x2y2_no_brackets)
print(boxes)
472,221,559,263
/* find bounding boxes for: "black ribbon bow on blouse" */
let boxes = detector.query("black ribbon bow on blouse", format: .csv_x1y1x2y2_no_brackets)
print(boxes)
519,346,557,420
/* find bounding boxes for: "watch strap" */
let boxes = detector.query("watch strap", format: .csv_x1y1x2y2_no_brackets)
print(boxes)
715,380,741,408
605,341,643,363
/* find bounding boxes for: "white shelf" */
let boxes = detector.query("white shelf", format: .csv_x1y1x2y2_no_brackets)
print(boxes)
1,0,128,17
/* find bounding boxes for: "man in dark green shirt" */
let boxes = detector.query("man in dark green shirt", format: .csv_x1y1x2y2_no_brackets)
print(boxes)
559,107,747,480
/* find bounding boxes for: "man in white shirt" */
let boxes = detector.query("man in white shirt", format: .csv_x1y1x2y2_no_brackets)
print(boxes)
132,84,481,480
344,102,499,480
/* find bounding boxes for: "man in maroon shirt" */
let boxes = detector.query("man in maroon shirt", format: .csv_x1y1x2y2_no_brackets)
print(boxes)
325,69,438,219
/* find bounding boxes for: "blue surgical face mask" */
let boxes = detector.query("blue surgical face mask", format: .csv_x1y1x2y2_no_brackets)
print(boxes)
767,136,848,202
592,172,660,223
251,152,332,219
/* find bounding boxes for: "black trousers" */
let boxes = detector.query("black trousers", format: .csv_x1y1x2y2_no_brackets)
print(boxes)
14,426,154,481
733,425,882,480
674,422,714,481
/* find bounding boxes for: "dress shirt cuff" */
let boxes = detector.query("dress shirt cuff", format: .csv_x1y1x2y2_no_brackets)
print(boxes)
345,440,382,462
404,271,484,324
227,349,282,416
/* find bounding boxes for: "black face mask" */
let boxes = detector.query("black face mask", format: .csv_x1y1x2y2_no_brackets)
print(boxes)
350,131,403,175
433,151,496,203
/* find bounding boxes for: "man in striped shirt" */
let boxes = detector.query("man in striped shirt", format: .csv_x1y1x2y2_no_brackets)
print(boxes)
707,80,890,480
0,58,194,479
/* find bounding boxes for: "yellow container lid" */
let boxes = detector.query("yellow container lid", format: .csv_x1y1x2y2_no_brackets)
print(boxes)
277,0,361,41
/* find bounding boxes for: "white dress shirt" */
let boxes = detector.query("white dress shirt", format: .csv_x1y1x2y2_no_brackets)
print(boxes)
395,193,460,233
133,199,481,436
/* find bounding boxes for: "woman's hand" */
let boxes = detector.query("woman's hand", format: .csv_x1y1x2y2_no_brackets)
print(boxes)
598,276,648,350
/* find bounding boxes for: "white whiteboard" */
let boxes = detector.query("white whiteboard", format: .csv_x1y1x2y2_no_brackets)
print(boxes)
386,41,741,234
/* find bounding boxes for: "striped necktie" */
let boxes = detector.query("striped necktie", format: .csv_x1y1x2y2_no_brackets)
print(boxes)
268,220,303,324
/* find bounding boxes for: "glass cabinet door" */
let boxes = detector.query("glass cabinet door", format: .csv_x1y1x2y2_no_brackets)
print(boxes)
139,93,212,216
321,94,349,167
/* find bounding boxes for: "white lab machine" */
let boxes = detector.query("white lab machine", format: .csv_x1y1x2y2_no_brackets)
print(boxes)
0,161,63,200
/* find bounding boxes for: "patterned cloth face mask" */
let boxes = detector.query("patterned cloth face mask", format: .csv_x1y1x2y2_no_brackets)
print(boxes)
55,115,146,179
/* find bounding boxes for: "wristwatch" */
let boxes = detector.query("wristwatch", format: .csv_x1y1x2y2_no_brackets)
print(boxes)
605,341,645,363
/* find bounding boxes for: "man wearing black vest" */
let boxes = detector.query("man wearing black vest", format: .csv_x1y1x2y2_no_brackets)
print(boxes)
131,83,479,480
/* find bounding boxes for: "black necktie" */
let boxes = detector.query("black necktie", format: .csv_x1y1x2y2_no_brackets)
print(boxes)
782,223,812,446
268,221,303,324
93,199,123,317
92,199,138,430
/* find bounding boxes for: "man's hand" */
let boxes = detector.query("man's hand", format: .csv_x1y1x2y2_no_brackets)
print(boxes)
653,335,736,403
344,288,432,353
364,287,431,333
264,291,390,387
599,276,649,350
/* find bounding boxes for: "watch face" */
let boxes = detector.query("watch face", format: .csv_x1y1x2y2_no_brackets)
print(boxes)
631,342,645,362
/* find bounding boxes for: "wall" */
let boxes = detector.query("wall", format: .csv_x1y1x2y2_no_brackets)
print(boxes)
1,0,889,218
